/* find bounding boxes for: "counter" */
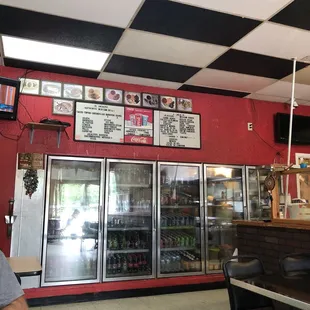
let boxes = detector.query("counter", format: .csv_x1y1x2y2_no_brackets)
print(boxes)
235,220,310,273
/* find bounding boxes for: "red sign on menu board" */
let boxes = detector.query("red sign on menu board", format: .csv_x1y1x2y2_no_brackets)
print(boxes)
124,107,153,145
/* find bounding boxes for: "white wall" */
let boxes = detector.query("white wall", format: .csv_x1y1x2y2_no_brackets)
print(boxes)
11,166,46,289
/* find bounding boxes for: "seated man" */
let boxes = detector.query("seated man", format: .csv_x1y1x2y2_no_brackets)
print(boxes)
0,250,28,310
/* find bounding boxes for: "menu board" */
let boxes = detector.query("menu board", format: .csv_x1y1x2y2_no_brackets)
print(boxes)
74,102,200,148
153,111,200,149
75,101,124,143
124,107,153,145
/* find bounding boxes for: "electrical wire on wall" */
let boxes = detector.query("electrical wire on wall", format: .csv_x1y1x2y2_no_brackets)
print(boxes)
250,99,286,164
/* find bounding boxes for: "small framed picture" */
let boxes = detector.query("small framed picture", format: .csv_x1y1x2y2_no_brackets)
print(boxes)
105,88,123,104
63,84,83,99
41,81,62,97
160,95,176,110
124,91,141,106
177,98,192,112
142,93,159,108
52,98,74,116
20,78,40,95
84,86,103,101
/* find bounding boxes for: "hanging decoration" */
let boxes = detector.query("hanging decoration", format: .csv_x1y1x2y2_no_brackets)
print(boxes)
23,169,38,198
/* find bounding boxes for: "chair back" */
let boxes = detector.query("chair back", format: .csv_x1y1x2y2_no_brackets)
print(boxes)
279,252,310,277
223,255,273,310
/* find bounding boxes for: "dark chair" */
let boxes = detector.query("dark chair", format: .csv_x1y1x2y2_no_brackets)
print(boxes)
279,253,310,277
223,255,274,310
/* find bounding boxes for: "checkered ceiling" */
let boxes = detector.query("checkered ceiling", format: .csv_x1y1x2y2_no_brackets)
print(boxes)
1,0,310,104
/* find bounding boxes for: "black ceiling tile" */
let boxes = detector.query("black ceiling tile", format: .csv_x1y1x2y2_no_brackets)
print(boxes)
130,0,261,46
271,0,310,31
208,49,308,79
4,58,100,79
0,5,123,52
104,55,200,83
179,84,249,98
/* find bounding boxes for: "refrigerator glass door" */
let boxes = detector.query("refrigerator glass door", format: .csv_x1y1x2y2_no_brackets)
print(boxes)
104,160,155,280
205,165,245,273
247,167,260,220
258,169,272,220
158,163,204,277
42,157,104,286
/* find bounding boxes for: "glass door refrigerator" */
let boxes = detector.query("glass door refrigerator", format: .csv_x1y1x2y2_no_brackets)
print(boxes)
41,156,104,286
246,166,271,221
103,159,156,281
204,165,245,273
157,162,205,277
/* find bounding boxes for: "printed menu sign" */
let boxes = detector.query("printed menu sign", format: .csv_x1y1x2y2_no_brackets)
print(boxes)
154,111,200,149
124,107,153,145
75,101,124,143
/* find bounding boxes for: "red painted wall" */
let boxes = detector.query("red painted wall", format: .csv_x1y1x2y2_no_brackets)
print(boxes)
1,65,310,255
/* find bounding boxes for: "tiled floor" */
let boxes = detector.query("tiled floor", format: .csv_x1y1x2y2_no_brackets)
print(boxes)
33,289,229,310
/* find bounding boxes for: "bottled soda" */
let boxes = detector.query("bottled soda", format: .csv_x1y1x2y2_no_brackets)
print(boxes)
107,255,112,274
116,255,122,273
133,254,139,273
142,254,148,271
128,254,133,273
112,255,117,274
123,256,128,274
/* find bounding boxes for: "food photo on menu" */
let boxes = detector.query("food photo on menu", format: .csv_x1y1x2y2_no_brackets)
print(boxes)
84,86,103,101
63,84,83,99
20,78,40,95
160,95,176,110
142,93,159,108
105,88,123,104
177,98,192,112
124,91,141,106
41,81,62,97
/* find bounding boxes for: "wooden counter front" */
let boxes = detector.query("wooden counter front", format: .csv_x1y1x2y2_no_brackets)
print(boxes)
233,220,310,231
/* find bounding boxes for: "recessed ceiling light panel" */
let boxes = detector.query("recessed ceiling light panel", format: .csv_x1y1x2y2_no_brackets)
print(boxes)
2,35,110,71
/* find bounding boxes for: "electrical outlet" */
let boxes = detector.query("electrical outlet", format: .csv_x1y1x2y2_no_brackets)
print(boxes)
247,123,253,131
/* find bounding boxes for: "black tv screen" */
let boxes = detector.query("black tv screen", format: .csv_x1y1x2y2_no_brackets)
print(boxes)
274,113,310,145
0,77,20,120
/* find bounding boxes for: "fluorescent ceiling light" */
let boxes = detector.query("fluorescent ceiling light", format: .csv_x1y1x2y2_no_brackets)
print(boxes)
2,35,109,71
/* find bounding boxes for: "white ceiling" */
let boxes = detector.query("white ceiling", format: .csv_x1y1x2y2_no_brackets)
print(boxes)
0,0,144,28
115,29,228,68
172,0,293,20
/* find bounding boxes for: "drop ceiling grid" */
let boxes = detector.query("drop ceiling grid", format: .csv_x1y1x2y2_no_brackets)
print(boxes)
0,0,310,102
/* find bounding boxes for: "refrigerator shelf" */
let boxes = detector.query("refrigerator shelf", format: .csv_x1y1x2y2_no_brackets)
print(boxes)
108,212,151,216
207,176,242,183
116,184,151,188
161,226,195,230
106,270,152,278
107,227,150,231
161,247,195,252
107,249,149,254
160,205,199,209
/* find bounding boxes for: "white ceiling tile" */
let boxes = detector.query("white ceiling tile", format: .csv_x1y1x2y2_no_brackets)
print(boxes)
282,66,310,85
0,0,143,28
98,72,182,89
115,29,227,67
234,22,310,60
256,81,310,100
171,0,292,20
185,69,276,92
246,93,289,103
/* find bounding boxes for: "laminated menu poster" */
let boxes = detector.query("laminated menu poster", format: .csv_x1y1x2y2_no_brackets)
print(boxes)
124,107,153,145
153,111,201,149
75,101,124,143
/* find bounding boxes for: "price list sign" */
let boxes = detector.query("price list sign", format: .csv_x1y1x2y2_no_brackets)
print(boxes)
154,111,201,149
75,101,124,143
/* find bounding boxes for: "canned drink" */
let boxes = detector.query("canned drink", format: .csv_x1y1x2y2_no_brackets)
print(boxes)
130,114,136,126
142,115,148,126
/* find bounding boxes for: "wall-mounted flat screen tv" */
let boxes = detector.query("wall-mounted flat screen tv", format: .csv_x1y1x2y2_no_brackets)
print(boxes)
274,112,310,145
0,77,20,120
